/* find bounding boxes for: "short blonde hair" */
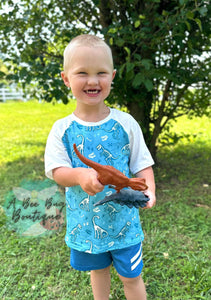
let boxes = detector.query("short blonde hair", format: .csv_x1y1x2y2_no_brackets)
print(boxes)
63,34,114,74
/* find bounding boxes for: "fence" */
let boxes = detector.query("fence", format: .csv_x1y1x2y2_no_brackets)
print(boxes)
0,85,25,102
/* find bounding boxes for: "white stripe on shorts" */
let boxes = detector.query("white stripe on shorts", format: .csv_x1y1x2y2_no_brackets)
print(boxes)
130,244,142,264
130,244,143,271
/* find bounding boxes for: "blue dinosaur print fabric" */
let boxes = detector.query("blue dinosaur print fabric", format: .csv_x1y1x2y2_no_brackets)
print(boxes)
45,108,154,254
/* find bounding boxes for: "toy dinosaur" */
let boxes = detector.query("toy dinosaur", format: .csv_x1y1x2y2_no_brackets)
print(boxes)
94,189,150,208
73,143,148,193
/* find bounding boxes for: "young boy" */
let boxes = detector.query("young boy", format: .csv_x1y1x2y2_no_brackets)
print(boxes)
45,34,156,300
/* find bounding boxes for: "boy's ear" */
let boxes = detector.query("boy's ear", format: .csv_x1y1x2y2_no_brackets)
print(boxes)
112,69,117,80
61,71,70,87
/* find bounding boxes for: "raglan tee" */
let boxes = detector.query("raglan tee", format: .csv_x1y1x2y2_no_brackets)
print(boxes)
45,108,154,254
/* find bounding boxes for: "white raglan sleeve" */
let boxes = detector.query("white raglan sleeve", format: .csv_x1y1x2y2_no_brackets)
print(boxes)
44,121,72,180
128,115,154,175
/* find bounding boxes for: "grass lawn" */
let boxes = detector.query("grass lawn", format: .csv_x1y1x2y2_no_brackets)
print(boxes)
0,101,210,299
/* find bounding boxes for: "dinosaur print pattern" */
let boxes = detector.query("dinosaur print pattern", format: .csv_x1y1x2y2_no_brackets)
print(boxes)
72,134,84,157
121,144,130,156
69,224,82,242
92,216,108,239
47,109,154,254
105,203,119,220
85,240,93,253
104,122,122,139
79,195,90,211
97,144,119,165
62,117,144,252
112,221,131,241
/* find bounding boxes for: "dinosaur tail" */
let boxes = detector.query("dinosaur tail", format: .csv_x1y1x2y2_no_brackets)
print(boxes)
73,143,101,169
128,177,148,191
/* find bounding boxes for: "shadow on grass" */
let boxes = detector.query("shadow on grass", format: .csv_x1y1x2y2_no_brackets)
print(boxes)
154,142,211,208
156,141,210,185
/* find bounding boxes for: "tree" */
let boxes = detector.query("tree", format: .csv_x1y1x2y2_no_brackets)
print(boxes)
0,0,210,158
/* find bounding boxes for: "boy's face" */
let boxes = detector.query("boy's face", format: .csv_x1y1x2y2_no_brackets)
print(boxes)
61,46,116,108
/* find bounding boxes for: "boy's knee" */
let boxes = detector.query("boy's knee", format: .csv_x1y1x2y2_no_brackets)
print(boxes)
119,275,147,299
118,274,141,286
91,265,111,275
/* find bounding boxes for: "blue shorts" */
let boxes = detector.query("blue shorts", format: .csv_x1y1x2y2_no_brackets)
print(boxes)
70,242,143,278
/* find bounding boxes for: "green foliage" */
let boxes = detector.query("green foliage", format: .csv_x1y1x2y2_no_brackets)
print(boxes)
0,0,210,157
0,102,210,299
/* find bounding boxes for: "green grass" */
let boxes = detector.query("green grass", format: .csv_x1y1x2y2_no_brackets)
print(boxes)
0,101,210,299
0,100,76,201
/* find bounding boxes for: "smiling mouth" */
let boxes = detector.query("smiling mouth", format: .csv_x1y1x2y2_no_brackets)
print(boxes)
85,89,100,94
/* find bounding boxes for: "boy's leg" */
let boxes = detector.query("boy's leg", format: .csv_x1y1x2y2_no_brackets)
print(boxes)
70,249,112,299
91,265,111,300
118,274,147,300
111,243,146,299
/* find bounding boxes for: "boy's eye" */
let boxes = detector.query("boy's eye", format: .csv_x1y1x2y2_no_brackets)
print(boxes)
78,72,87,75
98,72,106,75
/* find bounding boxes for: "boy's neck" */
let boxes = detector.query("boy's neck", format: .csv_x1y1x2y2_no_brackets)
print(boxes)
73,104,110,122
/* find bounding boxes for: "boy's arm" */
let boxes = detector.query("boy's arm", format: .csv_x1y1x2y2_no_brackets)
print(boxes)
52,166,104,196
135,166,156,208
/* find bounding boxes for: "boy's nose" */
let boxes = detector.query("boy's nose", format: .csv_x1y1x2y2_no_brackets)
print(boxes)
87,76,99,85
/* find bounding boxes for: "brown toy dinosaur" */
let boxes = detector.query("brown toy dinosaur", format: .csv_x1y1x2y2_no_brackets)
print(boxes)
73,143,148,193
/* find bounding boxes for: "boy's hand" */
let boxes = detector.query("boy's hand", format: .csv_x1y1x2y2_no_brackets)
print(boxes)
135,166,156,209
79,168,104,196
52,166,104,195
143,190,156,209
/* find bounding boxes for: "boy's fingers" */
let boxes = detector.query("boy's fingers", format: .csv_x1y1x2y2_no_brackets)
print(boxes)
93,181,104,193
144,197,156,209
85,179,104,196
87,186,104,196
87,191,96,196
91,174,104,189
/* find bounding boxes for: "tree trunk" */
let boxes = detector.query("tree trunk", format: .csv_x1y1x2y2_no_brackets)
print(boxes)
127,89,155,157
149,126,160,161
